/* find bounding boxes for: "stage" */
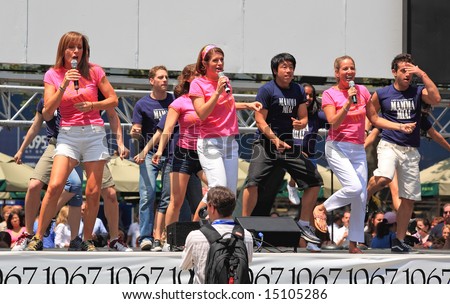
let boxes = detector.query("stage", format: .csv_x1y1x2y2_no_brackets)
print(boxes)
1,248,449,284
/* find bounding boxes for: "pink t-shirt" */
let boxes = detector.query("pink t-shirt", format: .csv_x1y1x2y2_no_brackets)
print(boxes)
44,64,105,127
169,95,201,150
321,84,370,144
189,76,238,138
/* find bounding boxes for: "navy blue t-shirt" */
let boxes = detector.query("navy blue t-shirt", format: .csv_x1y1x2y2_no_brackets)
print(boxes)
155,114,180,158
132,94,174,152
37,98,59,142
377,84,423,147
293,110,327,157
255,80,306,142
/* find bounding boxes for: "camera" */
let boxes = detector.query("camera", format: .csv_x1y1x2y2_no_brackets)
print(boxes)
198,206,208,219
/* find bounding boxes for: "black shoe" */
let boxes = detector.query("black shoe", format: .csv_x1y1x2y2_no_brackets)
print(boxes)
391,238,418,254
68,236,83,251
25,236,43,251
150,240,162,252
80,240,96,251
297,222,321,244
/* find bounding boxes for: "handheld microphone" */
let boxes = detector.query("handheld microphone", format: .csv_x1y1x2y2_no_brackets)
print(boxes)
348,80,357,104
71,59,79,92
218,71,231,94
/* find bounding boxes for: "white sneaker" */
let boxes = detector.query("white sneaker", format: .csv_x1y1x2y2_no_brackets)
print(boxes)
306,242,322,252
287,184,300,205
11,232,33,251
109,237,133,252
140,239,153,251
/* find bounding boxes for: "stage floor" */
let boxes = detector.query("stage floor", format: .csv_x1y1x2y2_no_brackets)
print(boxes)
1,248,449,284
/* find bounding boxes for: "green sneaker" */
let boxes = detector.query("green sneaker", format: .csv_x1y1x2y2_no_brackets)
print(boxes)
81,240,96,251
25,236,43,251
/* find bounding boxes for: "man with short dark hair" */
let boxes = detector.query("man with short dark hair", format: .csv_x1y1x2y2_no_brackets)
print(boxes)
241,53,323,250
366,53,441,253
180,186,253,284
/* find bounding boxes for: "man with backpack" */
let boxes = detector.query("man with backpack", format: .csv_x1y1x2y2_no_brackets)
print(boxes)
180,186,254,284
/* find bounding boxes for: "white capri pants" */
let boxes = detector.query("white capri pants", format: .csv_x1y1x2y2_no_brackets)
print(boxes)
323,140,368,243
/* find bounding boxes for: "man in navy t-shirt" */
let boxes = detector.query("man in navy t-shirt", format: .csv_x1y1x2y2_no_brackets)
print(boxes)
131,65,174,251
366,53,441,253
241,53,323,247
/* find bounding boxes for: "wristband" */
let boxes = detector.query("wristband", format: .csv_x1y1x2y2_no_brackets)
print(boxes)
59,85,65,92
90,102,94,110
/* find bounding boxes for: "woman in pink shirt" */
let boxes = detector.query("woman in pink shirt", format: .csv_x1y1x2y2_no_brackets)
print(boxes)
189,45,261,203
26,31,118,251
314,56,412,253
314,56,371,253
152,64,206,227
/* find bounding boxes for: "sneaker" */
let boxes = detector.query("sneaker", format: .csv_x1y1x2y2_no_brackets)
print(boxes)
68,236,83,251
297,222,321,244
25,236,43,251
109,236,133,252
140,239,153,251
306,242,322,252
287,184,300,205
391,238,419,254
151,240,162,252
11,232,33,251
80,240,97,252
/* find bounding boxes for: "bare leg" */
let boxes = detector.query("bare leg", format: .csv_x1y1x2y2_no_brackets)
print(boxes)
102,186,119,240
396,198,414,240
82,160,105,241
24,179,45,234
36,156,76,239
367,175,392,200
242,185,258,216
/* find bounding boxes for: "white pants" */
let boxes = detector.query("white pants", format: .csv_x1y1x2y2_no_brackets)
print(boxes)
323,141,368,242
197,136,239,201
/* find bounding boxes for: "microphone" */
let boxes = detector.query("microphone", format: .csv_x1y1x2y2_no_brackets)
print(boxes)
348,80,357,104
218,71,231,94
71,59,79,92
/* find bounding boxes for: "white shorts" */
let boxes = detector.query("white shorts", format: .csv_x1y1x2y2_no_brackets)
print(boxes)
55,125,110,164
373,139,421,201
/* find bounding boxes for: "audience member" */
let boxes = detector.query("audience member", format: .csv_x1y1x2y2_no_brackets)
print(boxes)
371,211,397,249
54,206,71,248
430,203,450,240
0,205,12,231
6,209,26,248
0,231,12,248
126,214,140,248
412,217,432,248
180,186,253,284
363,211,384,247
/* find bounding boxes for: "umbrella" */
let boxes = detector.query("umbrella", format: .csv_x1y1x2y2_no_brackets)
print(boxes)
83,156,140,193
420,157,450,197
317,165,342,198
0,152,34,192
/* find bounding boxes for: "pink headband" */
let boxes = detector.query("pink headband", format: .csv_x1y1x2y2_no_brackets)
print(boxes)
201,44,217,60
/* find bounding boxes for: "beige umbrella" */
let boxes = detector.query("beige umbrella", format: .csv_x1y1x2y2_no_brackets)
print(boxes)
0,152,34,192
84,155,140,193
317,165,342,198
420,157,450,197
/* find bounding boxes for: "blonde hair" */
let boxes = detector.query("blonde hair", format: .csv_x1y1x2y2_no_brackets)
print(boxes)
56,206,69,226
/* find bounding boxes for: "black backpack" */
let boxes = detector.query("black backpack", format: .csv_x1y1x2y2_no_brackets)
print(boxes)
200,223,251,284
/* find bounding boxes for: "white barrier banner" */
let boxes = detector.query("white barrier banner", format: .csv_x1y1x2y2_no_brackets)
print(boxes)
1,251,450,284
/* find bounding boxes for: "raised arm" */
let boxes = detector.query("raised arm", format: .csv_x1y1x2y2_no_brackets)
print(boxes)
14,111,44,164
